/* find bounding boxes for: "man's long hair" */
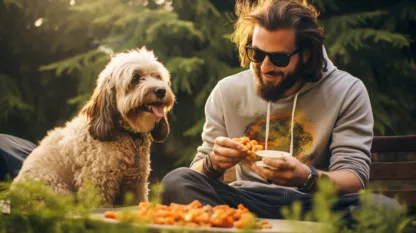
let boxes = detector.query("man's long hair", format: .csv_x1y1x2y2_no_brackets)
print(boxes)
231,0,327,82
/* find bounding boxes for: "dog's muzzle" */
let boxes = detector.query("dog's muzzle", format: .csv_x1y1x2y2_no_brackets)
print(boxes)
140,103,165,118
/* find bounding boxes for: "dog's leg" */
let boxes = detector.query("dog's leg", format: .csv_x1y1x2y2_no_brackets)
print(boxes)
134,175,149,203
14,169,73,194
76,173,121,207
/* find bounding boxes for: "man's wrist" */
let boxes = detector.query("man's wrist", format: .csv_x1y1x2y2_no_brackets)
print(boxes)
298,165,318,193
202,154,225,180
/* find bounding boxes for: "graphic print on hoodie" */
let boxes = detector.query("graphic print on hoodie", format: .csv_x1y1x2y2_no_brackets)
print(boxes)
244,111,315,164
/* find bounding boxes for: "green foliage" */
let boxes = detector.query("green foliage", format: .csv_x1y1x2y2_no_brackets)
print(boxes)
0,0,89,139
0,180,143,233
281,178,343,229
39,50,104,77
317,0,416,135
0,179,414,233
166,57,205,94
311,0,339,13
0,74,33,121
2,0,22,8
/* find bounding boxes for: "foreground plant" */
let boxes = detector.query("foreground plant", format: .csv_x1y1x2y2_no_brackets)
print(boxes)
0,179,414,233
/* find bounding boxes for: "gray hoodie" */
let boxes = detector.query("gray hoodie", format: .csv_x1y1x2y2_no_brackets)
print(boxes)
191,48,373,190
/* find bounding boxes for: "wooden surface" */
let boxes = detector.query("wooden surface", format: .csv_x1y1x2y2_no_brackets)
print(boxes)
371,135,416,153
370,161,416,180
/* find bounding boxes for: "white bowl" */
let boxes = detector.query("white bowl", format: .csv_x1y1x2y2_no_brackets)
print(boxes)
256,150,291,158
255,150,291,170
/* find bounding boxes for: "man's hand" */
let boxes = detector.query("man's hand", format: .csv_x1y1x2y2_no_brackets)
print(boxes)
210,136,247,171
251,156,310,187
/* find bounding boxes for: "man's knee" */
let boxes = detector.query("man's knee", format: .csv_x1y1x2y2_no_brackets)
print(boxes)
338,192,404,214
0,134,35,180
162,167,197,188
370,193,405,214
161,167,197,192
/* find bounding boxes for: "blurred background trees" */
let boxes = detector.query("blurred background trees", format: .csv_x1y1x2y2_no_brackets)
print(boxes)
1,0,415,182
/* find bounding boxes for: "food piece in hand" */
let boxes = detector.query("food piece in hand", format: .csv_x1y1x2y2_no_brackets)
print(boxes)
232,136,263,163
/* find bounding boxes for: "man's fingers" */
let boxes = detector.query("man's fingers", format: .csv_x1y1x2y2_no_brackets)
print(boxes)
262,157,295,171
252,163,274,178
269,178,289,186
212,146,244,159
251,163,293,181
214,154,242,164
215,137,243,150
210,136,248,170
216,161,236,170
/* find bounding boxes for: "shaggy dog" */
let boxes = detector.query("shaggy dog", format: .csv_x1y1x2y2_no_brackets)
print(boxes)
13,47,175,207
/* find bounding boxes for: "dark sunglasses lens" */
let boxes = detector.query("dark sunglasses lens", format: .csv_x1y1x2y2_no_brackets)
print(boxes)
269,54,289,67
247,48,265,63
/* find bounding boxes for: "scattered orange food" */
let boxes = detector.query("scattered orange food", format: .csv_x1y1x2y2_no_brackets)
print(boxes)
103,211,117,219
103,200,271,229
232,136,263,163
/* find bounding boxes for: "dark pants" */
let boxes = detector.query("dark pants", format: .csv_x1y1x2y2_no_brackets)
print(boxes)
161,167,404,226
0,134,35,181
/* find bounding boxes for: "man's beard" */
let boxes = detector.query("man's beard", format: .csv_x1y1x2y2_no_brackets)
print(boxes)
254,60,304,102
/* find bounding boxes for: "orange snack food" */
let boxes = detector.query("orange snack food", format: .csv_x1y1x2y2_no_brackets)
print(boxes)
103,200,271,229
232,136,264,163
103,211,117,219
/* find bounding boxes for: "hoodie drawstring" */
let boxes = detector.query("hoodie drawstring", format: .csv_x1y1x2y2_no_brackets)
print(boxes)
289,93,299,156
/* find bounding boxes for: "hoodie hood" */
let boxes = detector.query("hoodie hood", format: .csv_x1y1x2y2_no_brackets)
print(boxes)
287,46,337,98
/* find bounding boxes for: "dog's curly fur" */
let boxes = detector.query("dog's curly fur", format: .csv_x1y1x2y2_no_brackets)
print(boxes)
13,47,175,206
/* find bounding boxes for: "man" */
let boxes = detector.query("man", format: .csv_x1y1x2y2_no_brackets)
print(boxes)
0,134,35,181
161,0,401,224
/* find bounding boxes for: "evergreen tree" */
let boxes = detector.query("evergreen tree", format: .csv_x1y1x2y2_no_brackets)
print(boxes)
313,0,416,135
0,0,92,140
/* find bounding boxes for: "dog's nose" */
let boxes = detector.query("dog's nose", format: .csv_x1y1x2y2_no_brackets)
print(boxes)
154,88,166,98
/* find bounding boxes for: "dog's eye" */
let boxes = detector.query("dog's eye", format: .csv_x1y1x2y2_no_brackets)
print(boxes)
132,74,142,84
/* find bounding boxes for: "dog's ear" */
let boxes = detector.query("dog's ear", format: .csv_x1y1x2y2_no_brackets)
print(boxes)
150,117,170,143
81,86,117,141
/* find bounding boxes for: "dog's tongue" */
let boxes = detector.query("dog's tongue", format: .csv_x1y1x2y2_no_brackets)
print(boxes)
151,106,165,118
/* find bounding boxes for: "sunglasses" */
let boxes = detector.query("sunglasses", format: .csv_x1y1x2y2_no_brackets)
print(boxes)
245,46,302,67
